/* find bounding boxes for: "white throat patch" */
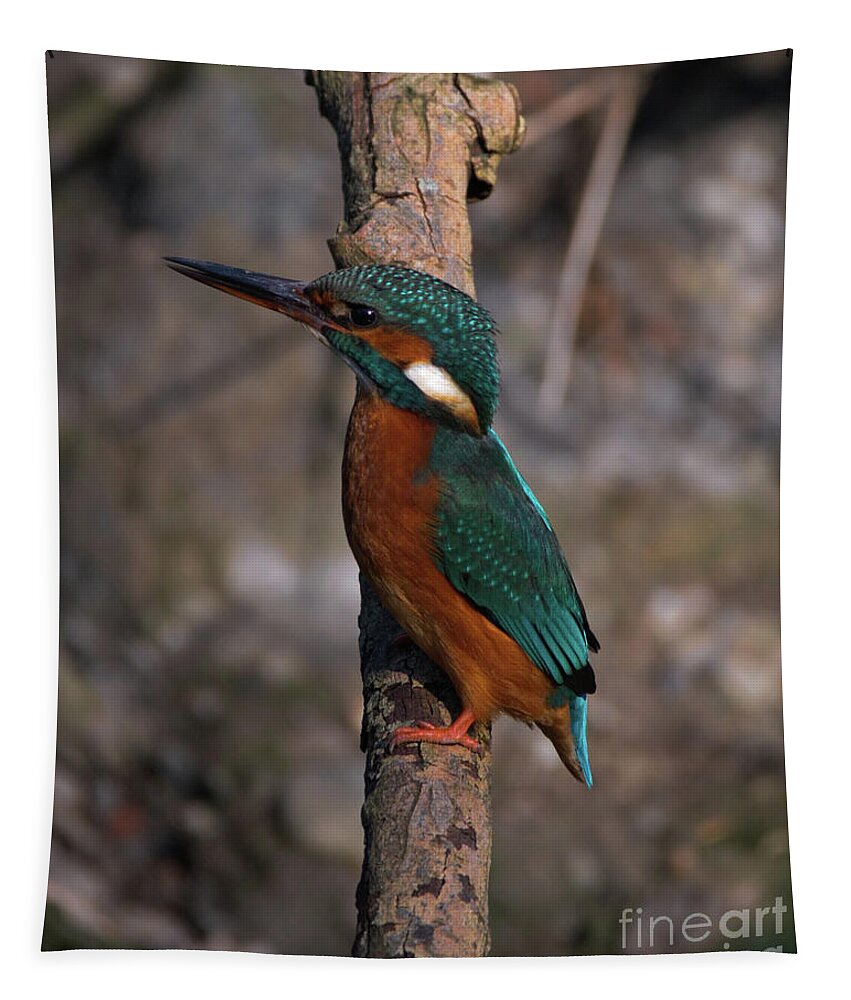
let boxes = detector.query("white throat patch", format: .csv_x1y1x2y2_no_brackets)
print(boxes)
403,362,479,429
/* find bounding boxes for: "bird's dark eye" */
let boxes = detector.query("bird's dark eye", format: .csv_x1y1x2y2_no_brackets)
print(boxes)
348,304,378,328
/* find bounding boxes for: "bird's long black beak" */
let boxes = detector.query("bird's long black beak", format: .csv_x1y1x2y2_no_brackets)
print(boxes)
164,257,330,329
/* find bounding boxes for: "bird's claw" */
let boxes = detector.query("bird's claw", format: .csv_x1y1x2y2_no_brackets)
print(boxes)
390,721,482,753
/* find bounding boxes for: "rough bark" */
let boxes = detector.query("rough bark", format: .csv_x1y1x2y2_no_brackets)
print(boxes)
308,71,523,958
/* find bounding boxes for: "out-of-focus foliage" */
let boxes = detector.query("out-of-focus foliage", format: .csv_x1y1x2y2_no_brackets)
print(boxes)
46,53,792,955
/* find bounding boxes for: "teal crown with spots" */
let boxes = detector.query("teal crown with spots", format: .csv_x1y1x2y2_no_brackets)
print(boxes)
309,265,500,429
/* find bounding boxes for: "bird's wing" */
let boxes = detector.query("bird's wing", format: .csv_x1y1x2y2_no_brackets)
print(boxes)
429,429,599,692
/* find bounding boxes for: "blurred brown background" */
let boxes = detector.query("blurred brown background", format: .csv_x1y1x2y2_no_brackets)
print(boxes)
45,52,793,955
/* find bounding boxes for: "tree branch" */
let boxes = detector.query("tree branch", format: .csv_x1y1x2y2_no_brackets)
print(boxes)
537,70,644,417
309,71,523,958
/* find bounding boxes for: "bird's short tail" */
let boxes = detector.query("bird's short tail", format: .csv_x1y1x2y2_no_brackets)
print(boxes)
538,691,593,788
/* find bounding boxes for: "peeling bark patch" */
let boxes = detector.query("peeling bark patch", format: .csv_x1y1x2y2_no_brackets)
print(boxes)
413,877,444,898
422,677,456,705
411,922,435,947
387,681,443,726
457,874,477,903
446,824,477,851
466,169,494,202
457,757,480,781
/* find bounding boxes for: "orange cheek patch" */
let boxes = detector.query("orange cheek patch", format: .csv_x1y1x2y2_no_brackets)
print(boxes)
305,291,432,365
357,325,433,366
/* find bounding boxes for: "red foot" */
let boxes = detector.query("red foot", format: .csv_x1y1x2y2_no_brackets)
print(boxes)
391,708,481,753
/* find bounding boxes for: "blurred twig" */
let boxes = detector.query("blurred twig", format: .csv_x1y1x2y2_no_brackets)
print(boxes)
522,72,621,148
111,330,296,436
537,71,646,417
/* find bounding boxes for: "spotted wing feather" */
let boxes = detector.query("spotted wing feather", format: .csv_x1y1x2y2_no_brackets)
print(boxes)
429,429,598,692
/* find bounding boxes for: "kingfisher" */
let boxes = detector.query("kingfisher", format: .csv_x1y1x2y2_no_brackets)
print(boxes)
165,258,600,786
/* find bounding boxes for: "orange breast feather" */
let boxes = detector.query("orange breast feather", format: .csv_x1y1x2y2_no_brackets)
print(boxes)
342,390,556,724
